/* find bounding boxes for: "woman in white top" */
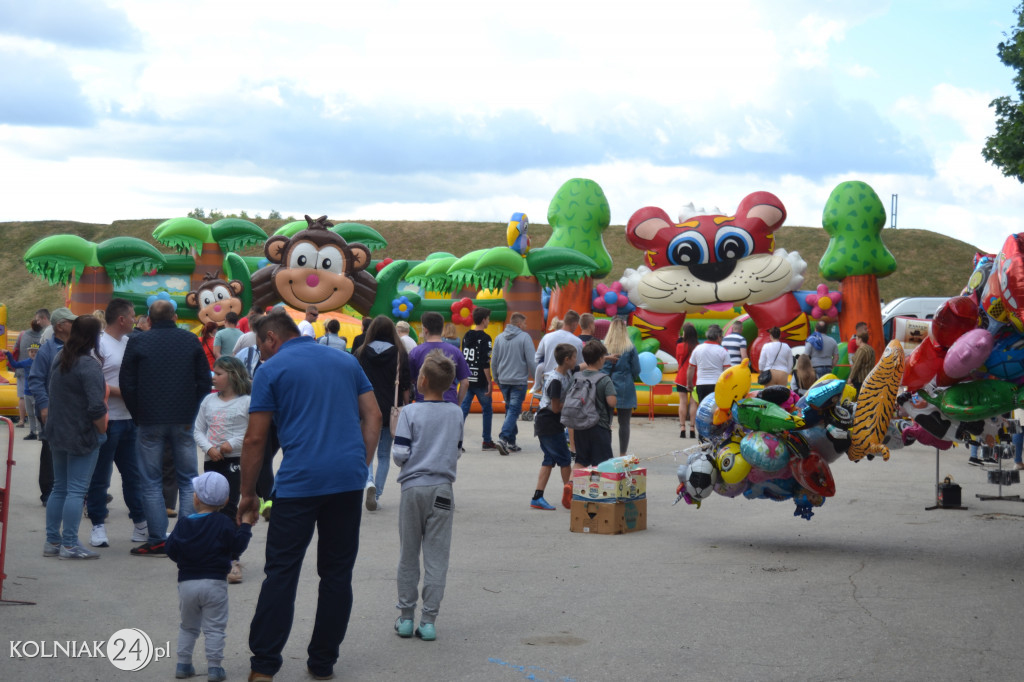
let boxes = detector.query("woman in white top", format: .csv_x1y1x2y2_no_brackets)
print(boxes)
193,355,251,582
686,324,732,403
758,326,793,387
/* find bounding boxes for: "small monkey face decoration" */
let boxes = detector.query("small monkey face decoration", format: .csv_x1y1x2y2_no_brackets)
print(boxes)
186,273,245,326
262,215,372,312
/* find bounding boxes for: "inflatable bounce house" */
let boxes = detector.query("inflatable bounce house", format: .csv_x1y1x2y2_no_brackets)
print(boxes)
18,176,1023,520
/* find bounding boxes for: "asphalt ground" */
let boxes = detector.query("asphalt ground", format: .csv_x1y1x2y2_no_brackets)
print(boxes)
1,413,1023,682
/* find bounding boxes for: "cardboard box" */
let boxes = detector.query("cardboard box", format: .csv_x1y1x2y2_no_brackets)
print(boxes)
571,467,647,503
570,499,647,535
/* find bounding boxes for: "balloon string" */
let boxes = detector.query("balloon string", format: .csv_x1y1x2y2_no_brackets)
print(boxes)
634,444,709,464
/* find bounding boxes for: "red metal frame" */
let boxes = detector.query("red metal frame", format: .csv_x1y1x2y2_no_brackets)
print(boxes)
1,416,34,605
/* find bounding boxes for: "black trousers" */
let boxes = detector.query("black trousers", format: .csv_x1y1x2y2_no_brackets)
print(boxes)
249,489,362,677
39,439,53,503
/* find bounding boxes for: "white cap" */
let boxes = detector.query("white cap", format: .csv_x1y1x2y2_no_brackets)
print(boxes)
192,472,230,507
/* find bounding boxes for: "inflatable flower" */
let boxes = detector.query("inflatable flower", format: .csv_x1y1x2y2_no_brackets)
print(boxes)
146,291,177,311
450,297,474,326
805,284,841,319
391,296,413,319
375,257,394,273
593,282,631,317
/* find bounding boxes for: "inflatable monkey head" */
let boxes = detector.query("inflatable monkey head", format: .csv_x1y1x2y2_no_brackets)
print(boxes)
255,215,376,314
186,272,244,326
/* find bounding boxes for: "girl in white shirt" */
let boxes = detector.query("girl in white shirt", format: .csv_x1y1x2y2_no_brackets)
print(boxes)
758,326,793,387
194,355,251,582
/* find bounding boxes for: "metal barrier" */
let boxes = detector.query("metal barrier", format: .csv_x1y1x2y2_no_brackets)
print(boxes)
1,416,34,605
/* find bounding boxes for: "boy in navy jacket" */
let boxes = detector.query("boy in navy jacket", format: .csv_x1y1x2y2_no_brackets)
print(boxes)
166,472,253,681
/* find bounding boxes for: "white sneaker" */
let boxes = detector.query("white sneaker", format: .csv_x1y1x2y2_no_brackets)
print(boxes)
131,522,148,543
365,482,377,511
90,524,109,548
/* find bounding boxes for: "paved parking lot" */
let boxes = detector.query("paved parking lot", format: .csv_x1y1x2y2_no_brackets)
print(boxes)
2,415,1023,681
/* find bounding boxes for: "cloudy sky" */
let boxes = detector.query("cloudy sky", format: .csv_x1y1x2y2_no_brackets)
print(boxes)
1,0,1022,253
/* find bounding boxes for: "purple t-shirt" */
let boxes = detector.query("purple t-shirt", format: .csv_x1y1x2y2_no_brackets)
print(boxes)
408,340,471,404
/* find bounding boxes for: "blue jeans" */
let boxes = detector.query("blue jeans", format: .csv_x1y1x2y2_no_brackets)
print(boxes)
539,432,572,468
87,419,145,525
1014,432,1023,465
461,384,493,443
46,437,104,547
249,489,362,678
498,384,527,444
368,426,392,499
136,423,198,543
813,366,832,378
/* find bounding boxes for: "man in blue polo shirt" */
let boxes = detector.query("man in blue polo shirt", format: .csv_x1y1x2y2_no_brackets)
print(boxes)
237,310,382,681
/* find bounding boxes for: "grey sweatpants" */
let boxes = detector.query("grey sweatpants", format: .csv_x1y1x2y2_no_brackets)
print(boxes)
24,395,38,434
397,483,454,624
177,578,228,666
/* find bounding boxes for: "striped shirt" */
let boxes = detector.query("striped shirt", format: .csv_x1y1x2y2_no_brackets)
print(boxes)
721,333,747,365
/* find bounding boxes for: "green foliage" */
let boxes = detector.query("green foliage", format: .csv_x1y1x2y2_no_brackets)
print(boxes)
333,223,388,252
545,178,612,278
984,3,1024,181
819,181,896,280
187,207,206,219
95,237,167,284
153,217,212,254
268,209,282,220
405,255,458,292
2,217,979,330
209,209,225,220
525,247,597,289
23,234,99,285
210,218,268,252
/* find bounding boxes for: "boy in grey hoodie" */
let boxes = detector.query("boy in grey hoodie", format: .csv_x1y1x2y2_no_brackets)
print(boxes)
391,350,464,642
489,313,537,454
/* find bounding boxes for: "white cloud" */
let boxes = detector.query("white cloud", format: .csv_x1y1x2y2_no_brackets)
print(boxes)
847,64,877,79
2,0,1022,262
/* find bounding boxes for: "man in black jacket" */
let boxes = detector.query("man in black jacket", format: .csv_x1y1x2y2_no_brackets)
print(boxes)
120,299,212,557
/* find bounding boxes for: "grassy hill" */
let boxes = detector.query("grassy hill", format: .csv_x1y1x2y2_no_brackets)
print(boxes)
0,218,980,329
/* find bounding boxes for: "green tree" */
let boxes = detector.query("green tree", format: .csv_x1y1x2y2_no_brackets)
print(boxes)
983,3,1024,181
268,209,282,219
187,207,206,219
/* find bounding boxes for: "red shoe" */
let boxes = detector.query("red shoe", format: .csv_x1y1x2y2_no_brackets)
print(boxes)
562,483,572,509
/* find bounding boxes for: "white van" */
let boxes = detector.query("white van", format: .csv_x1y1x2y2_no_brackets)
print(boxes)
881,296,950,342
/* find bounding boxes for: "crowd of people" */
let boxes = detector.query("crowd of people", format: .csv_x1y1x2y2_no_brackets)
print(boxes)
674,319,853,439
10,300,753,680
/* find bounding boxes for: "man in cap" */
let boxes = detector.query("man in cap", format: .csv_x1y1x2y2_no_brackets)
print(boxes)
27,307,77,505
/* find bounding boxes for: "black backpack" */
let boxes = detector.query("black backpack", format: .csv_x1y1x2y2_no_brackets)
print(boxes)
560,372,602,430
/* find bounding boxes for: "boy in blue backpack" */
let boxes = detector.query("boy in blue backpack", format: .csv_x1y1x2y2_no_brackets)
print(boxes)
563,340,616,468
530,343,578,510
